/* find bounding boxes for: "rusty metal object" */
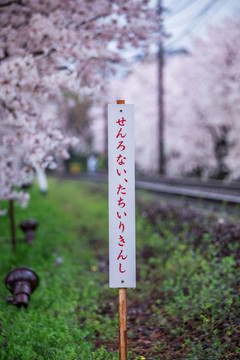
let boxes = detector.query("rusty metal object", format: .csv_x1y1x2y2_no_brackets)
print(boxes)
5,267,39,308
20,219,38,244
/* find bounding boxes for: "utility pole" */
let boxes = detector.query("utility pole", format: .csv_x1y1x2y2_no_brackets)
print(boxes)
158,0,165,175
103,102,108,157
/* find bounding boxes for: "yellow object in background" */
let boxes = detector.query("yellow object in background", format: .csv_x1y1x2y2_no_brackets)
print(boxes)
69,162,81,174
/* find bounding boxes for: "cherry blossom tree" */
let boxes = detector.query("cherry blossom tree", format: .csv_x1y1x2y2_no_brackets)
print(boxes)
91,16,240,180
0,0,160,210
166,18,240,179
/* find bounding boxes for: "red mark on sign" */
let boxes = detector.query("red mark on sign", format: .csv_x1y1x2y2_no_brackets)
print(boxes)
119,221,125,233
118,197,126,208
117,249,128,260
117,211,127,219
119,263,126,273
115,113,129,275
116,128,126,138
117,141,126,151
117,184,126,195
116,117,126,126
117,154,126,165
118,235,126,246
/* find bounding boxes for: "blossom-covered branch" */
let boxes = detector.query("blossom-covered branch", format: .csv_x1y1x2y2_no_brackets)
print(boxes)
0,0,160,209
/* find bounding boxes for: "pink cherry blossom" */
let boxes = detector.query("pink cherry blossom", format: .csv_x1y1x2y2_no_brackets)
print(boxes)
0,0,160,210
91,16,240,179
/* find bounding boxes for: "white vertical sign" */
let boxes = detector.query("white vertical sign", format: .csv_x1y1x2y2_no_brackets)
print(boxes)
108,103,136,288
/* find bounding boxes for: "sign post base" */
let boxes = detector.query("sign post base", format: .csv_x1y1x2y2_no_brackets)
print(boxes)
119,288,127,360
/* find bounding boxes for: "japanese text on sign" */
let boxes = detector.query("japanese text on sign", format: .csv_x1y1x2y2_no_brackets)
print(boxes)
108,103,136,288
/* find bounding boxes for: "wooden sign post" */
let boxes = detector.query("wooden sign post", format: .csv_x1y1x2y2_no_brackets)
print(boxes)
108,100,136,360
9,199,16,253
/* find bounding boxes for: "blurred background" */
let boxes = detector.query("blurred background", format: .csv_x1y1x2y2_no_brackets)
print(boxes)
67,0,240,181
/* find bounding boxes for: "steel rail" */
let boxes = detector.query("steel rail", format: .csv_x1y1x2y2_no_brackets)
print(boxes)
136,175,240,193
61,173,240,204
135,180,240,205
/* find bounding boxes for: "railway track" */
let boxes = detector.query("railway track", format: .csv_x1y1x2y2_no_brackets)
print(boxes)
135,179,240,205
135,176,240,205
62,172,240,205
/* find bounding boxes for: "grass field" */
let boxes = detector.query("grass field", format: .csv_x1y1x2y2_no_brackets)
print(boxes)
0,177,239,359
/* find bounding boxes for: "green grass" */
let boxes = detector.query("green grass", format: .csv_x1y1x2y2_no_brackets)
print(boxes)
0,178,239,359
0,178,118,360
135,199,240,359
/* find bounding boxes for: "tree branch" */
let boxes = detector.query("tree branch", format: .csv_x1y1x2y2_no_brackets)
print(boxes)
0,0,22,8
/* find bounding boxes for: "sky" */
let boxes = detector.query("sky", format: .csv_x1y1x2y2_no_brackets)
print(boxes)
163,0,240,51
119,0,240,63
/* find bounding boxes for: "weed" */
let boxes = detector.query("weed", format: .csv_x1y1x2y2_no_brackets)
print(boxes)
0,180,239,359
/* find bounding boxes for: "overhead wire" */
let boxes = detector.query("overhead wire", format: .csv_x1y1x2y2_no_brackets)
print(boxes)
167,0,201,17
164,0,229,51
166,0,209,26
